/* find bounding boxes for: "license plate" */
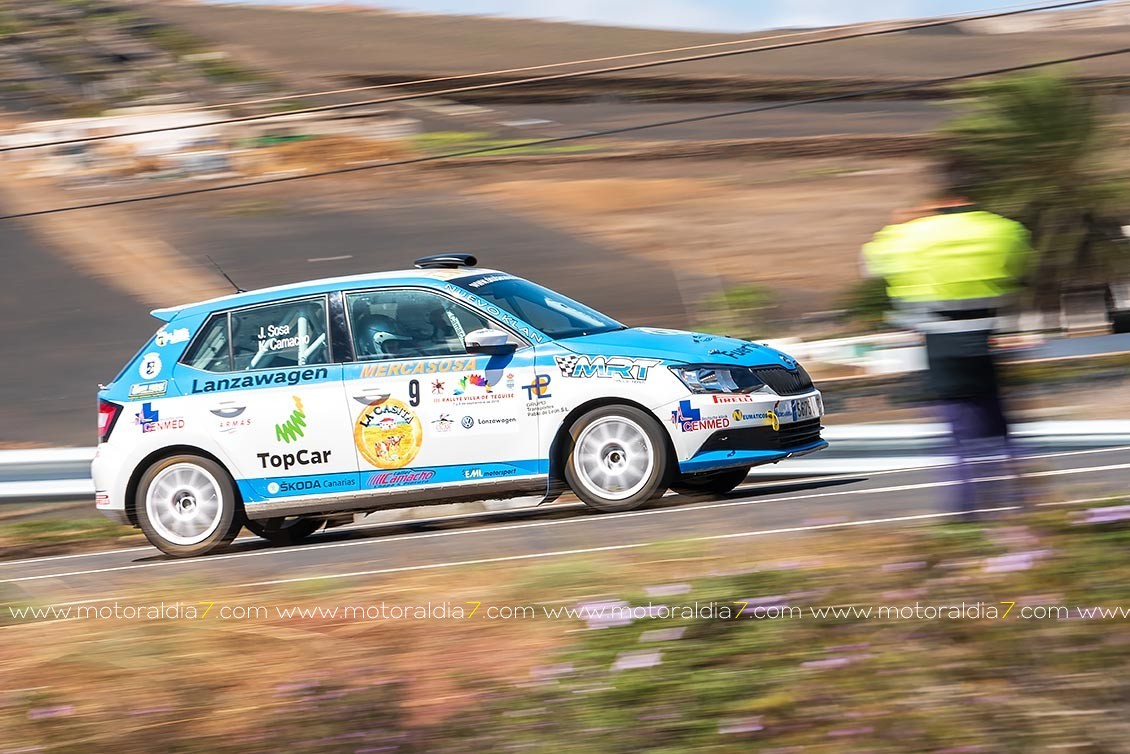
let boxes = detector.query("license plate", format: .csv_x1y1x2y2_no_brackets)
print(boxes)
788,394,822,422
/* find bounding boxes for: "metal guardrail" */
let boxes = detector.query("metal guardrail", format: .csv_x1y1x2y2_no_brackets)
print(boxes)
2,421,1128,503
0,447,96,502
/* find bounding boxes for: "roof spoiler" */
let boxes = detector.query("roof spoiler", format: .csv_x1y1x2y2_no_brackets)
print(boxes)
150,307,180,323
415,253,477,269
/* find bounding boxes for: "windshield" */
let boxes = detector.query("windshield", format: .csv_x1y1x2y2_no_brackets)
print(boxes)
452,274,624,340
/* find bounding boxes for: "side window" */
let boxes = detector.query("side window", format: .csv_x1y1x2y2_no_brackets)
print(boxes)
181,314,232,373
346,289,495,361
230,297,330,371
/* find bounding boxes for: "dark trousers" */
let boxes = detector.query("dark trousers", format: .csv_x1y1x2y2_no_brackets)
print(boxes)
924,331,1015,514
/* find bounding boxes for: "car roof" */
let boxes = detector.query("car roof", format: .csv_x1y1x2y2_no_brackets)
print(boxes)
151,266,501,322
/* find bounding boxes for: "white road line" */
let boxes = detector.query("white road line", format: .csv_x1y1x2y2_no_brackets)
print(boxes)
0,533,268,568
2,544,153,567
2,496,1119,611
3,444,1127,569
1026,463,1130,478
238,507,1023,587
306,255,353,263
3,461,1126,584
247,490,1130,587
0,478,967,582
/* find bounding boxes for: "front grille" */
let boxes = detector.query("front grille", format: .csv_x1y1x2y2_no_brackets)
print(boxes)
699,418,823,454
752,366,814,396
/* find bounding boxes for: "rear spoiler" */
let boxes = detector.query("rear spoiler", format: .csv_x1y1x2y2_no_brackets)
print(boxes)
150,307,180,323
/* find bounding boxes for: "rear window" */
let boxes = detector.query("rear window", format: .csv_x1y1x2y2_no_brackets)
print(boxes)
182,314,232,373
180,297,331,373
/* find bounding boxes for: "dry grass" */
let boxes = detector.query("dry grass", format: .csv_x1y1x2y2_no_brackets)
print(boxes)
6,510,1130,751
0,535,847,740
242,136,410,174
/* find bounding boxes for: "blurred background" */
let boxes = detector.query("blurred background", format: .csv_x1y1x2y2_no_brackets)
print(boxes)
2,1,1130,751
0,0,1128,445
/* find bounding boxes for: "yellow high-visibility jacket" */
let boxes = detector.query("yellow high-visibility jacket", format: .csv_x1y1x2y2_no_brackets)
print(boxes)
862,208,1033,306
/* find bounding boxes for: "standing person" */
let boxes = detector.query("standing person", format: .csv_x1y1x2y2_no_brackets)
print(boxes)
862,158,1034,516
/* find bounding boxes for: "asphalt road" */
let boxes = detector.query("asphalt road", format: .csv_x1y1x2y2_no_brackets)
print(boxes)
4,445,1126,601
485,98,1130,141
490,100,951,140
154,186,703,331
0,206,155,447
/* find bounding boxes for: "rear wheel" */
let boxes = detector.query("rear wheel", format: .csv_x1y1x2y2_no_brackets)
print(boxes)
673,466,751,496
136,455,242,558
564,405,670,512
244,516,325,546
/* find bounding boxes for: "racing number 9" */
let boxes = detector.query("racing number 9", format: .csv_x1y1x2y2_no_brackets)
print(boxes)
409,379,420,407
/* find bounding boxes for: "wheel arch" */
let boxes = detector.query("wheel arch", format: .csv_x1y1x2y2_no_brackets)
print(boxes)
125,445,242,527
545,397,676,501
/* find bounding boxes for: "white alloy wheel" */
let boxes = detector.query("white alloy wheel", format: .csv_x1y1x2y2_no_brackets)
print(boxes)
136,455,242,557
565,405,670,512
573,416,655,501
145,463,224,545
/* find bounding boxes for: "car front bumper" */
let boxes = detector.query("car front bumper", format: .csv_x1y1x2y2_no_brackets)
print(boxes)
678,437,829,474
659,388,827,474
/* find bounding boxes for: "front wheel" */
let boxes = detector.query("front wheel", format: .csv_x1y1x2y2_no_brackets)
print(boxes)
244,516,325,546
136,454,243,558
564,405,670,513
673,466,751,496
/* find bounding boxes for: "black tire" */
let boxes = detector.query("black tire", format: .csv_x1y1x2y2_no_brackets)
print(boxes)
673,466,751,496
244,516,325,546
135,454,243,558
564,404,670,513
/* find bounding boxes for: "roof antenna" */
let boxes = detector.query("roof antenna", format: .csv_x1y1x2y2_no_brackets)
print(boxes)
206,255,245,293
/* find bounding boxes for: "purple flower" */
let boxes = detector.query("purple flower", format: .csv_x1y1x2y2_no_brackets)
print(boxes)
275,681,320,695
640,628,686,643
983,550,1050,573
881,588,927,601
575,600,633,629
881,561,926,573
530,663,574,681
802,657,854,670
644,583,691,597
827,643,871,652
828,726,874,737
128,706,173,716
985,526,1040,548
1081,505,1130,525
611,650,662,672
718,717,764,734
27,705,74,720
773,559,821,570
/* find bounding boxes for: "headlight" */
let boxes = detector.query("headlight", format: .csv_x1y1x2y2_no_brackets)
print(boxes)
669,365,772,394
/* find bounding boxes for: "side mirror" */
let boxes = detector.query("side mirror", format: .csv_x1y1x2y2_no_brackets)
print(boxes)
464,328,517,355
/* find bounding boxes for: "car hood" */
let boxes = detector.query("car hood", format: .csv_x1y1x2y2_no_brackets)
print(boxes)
559,327,795,368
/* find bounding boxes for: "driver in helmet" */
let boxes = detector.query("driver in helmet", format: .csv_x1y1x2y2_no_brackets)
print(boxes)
355,312,410,359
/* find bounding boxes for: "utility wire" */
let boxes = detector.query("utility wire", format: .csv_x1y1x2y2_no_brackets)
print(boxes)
98,22,892,115
2,46,1126,222
0,0,1113,154
67,0,1070,116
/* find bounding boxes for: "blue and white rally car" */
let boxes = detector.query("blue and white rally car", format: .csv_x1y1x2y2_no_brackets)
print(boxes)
94,255,826,556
